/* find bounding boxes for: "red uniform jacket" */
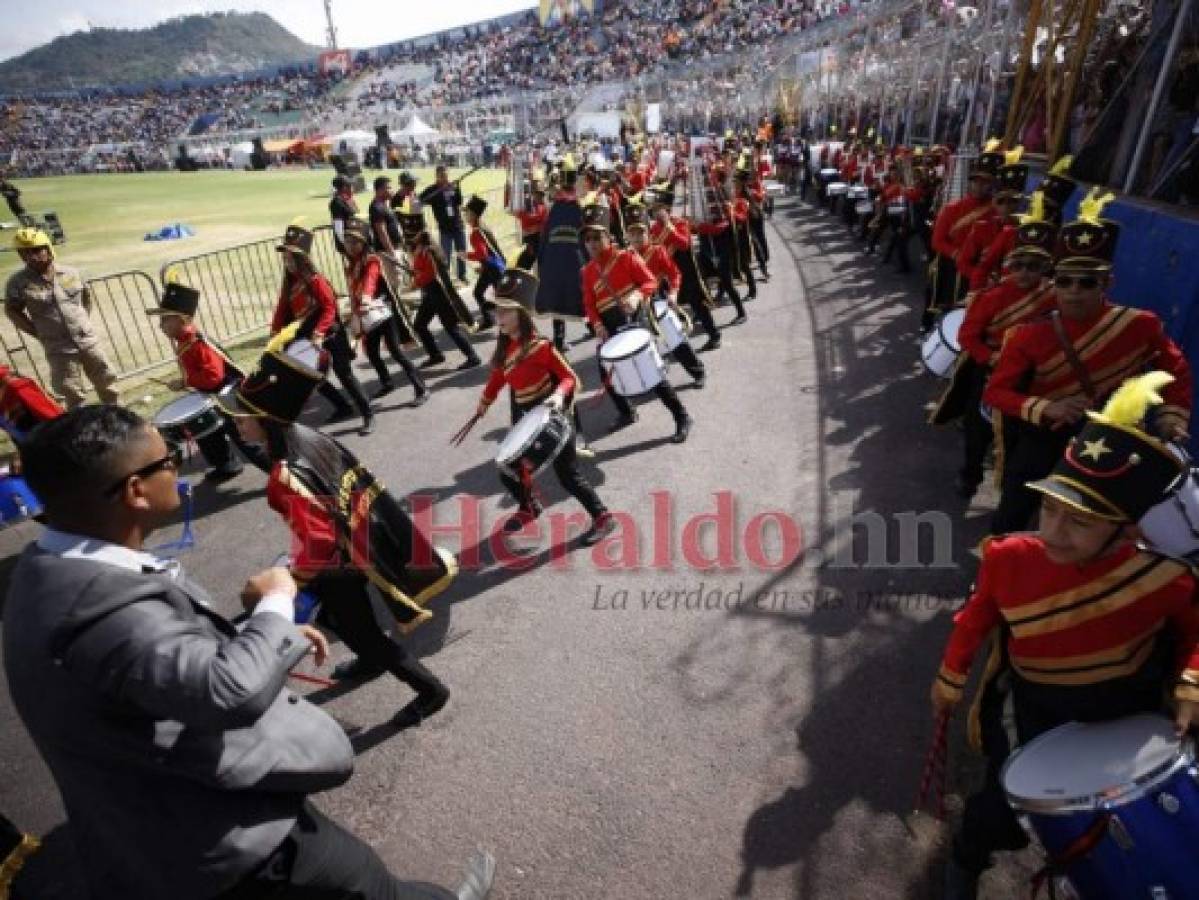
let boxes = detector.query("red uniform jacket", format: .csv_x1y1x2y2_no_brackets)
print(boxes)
931,194,992,260
346,255,388,318
637,244,681,294
958,280,1056,367
410,245,439,290
731,198,750,224
270,272,338,340
0,368,61,435
513,203,547,238
973,223,1019,290
936,534,1199,702
480,335,577,411
266,463,338,578
581,246,657,327
650,217,691,254
983,301,1192,429
174,324,230,393
955,211,1005,289
466,226,502,268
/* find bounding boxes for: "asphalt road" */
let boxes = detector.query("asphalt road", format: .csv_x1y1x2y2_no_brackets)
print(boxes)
0,196,1035,898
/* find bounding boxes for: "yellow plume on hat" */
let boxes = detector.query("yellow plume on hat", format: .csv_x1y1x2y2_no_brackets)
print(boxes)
580,190,599,206
1049,155,1074,176
1090,371,1174,427
288,215,311,230
983,137,1003,153
266,320,302,355
1004,145,1025,166
163,265,184,286
560,153,577,172
1077,186,1116,224
1019,190,1047,225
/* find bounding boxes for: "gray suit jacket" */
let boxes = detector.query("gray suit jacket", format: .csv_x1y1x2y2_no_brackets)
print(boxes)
3,545,354,899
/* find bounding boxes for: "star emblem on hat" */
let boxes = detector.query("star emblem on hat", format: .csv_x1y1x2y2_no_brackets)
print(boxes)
1079,437,1111,462
1076,230,1094,246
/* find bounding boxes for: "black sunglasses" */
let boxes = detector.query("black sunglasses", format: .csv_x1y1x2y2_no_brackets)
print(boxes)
104,448,180,498
1054,274,1102,290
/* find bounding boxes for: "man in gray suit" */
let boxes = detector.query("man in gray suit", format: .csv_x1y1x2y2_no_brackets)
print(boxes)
3,406,494,899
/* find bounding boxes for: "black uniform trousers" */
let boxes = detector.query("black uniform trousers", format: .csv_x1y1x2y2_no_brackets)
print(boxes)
414,284,480,364
954,644,1173,874
516,234,540,270
990,420,1072,536
472,263,499,324
499,401,606,519
924,254,967,332
881,212,913,273
316,327,372,421
362,318,426,395
749,212,769,273
599,310,688,424
218,802,455,900
313,570,446,699
960,364,993,488
734,224,758,297
702,232,747,317
674,249,721,342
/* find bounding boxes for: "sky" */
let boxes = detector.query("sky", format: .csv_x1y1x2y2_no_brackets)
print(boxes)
0,0,539,63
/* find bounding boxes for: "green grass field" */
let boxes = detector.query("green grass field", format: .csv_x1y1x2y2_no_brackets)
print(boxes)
2,166,510,284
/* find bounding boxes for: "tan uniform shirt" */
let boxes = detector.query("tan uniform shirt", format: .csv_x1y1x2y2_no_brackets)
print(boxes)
4,264,99,355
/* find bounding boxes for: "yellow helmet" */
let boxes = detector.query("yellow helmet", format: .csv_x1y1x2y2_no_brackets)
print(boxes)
13,227,53,257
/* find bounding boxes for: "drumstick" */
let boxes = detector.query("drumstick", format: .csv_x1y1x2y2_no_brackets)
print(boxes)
288,670,337,689
450,413,481,447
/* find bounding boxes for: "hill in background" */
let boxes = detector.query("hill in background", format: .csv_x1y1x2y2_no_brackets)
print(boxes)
0,12,321,94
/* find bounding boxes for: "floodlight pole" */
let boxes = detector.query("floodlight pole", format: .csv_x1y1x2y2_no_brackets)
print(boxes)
324,0,339,51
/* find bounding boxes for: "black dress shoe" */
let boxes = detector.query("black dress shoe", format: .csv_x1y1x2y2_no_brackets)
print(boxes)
458,357,482,371
731,314,747,325
359,417,375,436
609,409,638,432
693,373,706,389
699,337,722,352
373,382,396,399
671,414,693,444
392,686,450,729
503,504,542,534
412,389,430,406
419,355,446,369
332,655,385,682
580,512,616,546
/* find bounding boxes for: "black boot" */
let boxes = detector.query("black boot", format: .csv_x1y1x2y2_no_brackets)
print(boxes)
392,685,450,730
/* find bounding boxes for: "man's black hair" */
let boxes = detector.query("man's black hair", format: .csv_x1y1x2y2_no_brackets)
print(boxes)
21,405,151,510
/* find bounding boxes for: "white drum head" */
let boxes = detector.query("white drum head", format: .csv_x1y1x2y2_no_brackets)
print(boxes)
938,308,966,352
154,392,215,425
286,339,322,372
1003,714,1185,811
601,328,653,360
497,405,552,463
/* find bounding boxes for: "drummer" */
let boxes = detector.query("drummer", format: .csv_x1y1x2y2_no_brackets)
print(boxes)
342,218,429,406
580,203,693,443
932,371,1199,900
231,346,455,726
646,183,722,352
624,203,706,388
467,268,615,546
147,280,270,479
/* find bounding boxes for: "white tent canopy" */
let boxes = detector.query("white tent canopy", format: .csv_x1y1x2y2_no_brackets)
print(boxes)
394,115,439,145
331,129,377,154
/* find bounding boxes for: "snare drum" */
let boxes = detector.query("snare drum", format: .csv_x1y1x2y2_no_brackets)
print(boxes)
600,327,666,397
282,338,325,376
764,181,786,196
826,182,849,197
653,300,687,352
353,299,393,337
153,392,225,446
0,474,41,526
819,168,839,181
1138,450,1199,560
855,199,874,215
847,185,870,200
1003,714,1199,900
921,308,965,378
495,405,573,480
887,201,908,217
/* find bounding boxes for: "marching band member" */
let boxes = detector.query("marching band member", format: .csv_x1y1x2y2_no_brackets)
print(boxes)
147,280,271,479
466,268,615,545
396,203,483,371
956,152,1026,292
929,206,1058,498
581,203,693,443
731,172,758,300
933,372,1199,900
232,347,456,726
270,220,374,435
745,156,771,280
983,190,1192,535
647,183,722,352
538,154,588,353
341,219,429,405
924,149,1003,331
463,194,502,329
507,175,548,270
625,204,706,388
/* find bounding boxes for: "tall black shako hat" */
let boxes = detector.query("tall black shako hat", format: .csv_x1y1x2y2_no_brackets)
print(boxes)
146,278,200,318
1028,372,1183,522
235,334,324,424
491,267,537,314
1055,187,1119,273
581,203,610,234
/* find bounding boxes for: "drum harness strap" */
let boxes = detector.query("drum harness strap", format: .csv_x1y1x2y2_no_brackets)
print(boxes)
1050,311,1099,405
1027,811,1113,900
